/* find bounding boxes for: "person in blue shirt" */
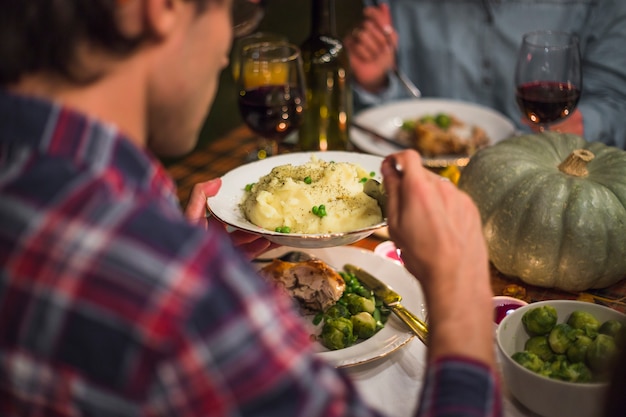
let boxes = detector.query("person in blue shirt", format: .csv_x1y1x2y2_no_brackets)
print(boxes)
345,0,626,148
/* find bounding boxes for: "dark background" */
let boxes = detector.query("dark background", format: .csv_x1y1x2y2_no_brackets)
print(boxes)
175,0,364,161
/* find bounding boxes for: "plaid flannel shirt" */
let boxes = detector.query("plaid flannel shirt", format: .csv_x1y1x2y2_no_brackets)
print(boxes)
0,90,500,417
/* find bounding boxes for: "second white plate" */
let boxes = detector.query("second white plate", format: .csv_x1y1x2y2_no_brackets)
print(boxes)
350,98,516,167
256,246,427,368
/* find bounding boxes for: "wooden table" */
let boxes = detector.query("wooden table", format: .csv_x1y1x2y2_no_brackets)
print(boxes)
166,125,626,314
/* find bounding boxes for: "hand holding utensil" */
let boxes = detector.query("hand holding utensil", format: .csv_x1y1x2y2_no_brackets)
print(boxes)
371,0,421,98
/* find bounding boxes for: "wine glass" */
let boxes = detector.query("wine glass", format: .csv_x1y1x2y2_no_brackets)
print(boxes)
515,30,582,132
237,41,306,159
230,31,288,83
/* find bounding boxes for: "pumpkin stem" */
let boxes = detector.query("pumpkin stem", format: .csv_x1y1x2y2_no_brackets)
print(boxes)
558,149,595,177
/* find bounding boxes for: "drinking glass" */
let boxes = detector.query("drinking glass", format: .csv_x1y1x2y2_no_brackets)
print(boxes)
237,41,306,159
231,31,288,82
515,30,582,132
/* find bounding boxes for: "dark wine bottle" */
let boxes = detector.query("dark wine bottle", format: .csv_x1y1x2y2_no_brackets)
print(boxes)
298,0,353,151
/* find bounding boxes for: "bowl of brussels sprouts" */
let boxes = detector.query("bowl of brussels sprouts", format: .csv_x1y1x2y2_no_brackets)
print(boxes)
496,300,625,417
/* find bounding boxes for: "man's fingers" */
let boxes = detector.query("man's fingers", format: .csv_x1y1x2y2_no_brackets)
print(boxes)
184,178,222,222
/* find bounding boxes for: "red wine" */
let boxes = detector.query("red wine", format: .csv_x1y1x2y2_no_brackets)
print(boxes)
516,81,581,125
239,85,305,140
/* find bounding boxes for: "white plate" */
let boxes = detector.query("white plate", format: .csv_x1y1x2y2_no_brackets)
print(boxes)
256,246,426,368
350,98,516,167
207,151,387,248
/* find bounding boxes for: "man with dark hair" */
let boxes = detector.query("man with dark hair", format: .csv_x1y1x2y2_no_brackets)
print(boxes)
0,1,502,416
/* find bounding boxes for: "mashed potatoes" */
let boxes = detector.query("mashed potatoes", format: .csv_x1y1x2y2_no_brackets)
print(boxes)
242,157,383,234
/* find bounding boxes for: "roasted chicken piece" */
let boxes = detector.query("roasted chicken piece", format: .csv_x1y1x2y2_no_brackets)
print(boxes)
258,258,346,312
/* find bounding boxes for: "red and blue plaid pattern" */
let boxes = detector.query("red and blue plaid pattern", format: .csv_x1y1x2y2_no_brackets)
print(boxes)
0,90,500,417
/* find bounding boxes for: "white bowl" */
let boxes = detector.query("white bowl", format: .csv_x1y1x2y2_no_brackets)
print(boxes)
496,300,625,417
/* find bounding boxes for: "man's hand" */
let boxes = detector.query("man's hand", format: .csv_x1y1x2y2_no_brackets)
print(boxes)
185,179,278,259
185,179,222,228
382,150,495,366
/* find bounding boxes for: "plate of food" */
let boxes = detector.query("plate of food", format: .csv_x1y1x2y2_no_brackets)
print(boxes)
254,245,426,367
350,98,517,167
207,151,387,248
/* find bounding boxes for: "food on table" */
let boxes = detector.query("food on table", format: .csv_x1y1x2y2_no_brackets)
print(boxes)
258,257,390,350
568,311,600,338
599,319,624,339
258,258,346,312
586,334,618,372
522,304,558,336
512,305,625,383
458,132,626,291
241,156,383,234
315,268,390,350
437,164,461,184
502,284,527,301
524,335,555,361
396,112,490,157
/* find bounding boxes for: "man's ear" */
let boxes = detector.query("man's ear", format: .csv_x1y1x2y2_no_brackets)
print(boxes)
144,0,179,39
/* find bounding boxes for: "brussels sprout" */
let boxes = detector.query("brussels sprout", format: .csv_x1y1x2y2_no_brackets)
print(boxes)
401,120,417,131
345,293,375,315
418,115,435,125
525,335,554,361
600,319,626,348
599,319,624,338
512,351,544,373
548,323,581,354
522,305,558,336
547,359,593,383
324,304,350,320
564,361,593,383
351,312,377,339
435,113,452,129
587,333,618,373
372,307,389,329
566,334,593,363
320,317,356,350
567,310,600,338
540,354,567,377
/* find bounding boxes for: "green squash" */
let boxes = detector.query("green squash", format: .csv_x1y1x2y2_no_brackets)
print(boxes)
458,132,626,292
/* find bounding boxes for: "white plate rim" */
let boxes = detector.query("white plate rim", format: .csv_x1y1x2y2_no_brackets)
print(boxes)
350,98,516,167
256,245,427,368
207,151,387,248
